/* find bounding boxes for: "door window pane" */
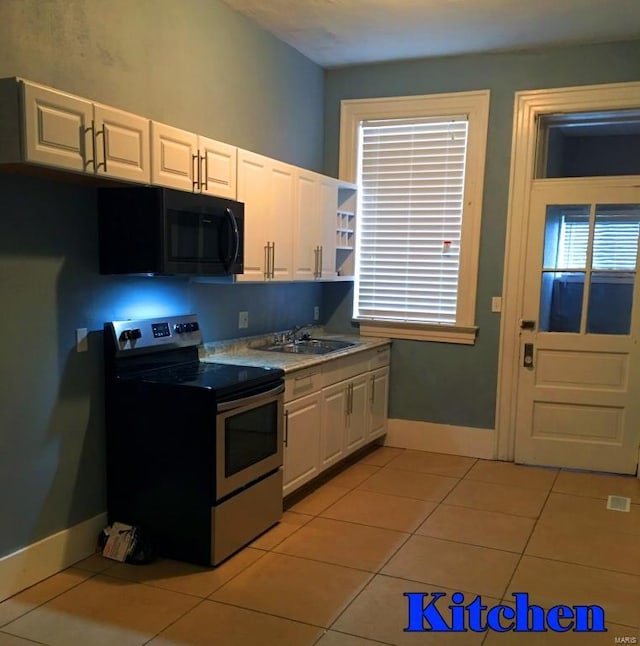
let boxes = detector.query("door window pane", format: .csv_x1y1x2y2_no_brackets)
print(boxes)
587,272,635,335
539,272,584,333
543,205,590,269
592,204,640,270
536,110,640,178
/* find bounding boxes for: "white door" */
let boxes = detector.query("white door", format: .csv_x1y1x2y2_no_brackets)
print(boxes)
514,180,640,474
151,122,198,192
94,104,150,183
293,169,320,280
319,176,338,279
344,375,368,454
268,160,294,281
236,149,270,281
199,136,237,199
283,392,321,496
368,366,390,441
321,383,347,468
22,82,92,172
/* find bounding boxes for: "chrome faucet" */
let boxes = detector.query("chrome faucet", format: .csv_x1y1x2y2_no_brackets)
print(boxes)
286,323,314,343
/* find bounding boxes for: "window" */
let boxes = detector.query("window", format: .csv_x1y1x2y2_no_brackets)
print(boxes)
339,91,490,344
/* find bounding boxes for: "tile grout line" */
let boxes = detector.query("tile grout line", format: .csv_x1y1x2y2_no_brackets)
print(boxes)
0,566,103,632
497,468,562,605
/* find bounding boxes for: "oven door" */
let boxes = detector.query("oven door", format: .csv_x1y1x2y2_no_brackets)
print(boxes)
215,383,284,500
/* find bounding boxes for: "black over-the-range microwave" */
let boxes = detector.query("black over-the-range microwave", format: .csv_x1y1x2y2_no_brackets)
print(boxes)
98,187,244,276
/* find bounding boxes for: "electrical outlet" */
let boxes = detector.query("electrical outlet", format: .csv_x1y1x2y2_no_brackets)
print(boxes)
238,311,249,329
313,305,320,321
491,296,502,313
76,327,88,352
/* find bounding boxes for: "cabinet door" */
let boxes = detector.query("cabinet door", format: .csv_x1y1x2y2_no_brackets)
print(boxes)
293,169,321,280
22,81,92,172
94,104,150,183
269,160,295,281
368,367,390,441
236,149,270,281
320,382,347,468
151,122,198,192
319,176,338,279
283,392,321,496
199,136,237,199
345,374,369,454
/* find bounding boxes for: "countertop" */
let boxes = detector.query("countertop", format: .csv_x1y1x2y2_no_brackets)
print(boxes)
200,328,391,374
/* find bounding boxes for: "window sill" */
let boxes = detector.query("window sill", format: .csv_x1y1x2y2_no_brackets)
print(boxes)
356,320,478,345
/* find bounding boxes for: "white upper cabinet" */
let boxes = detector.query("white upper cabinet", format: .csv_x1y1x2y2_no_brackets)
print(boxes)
199,136,237,199
151,123,237,199
293,169,322,281
293,171,341,281
320,176,339,279
93,103,150,183
151,122,198,192
22,81,93,172
236,148,294,282
0,79,151,183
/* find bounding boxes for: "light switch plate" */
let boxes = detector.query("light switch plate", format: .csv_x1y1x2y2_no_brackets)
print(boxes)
238,311,249,329
314,306,320,321
491,296,502,313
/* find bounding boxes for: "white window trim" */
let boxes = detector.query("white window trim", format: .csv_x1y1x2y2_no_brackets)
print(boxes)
339,90,490,344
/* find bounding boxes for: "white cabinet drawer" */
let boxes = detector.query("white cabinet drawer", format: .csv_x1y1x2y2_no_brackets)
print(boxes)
285,367,322,402
322,351,370,387
369,345,391,370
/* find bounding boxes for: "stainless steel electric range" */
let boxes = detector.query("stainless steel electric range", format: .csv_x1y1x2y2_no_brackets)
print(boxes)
103,314,284,566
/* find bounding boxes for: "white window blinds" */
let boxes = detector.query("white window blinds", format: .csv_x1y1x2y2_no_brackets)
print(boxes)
560,210,640,270
356,115,469,324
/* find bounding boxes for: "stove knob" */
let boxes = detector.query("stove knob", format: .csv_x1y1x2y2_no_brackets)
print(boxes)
174,324,184,334
191,321,200,332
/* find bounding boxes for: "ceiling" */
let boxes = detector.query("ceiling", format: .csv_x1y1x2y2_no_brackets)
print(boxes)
221,0,640,68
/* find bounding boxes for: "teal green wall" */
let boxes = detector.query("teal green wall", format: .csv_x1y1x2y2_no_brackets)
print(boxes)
323,39,640,428
0,0,324,558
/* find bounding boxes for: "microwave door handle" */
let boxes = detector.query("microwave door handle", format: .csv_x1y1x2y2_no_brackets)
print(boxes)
224,207,240,270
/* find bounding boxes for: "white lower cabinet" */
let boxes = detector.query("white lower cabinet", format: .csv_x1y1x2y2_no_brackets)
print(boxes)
344,374,369,454
283,391,321,496
283,345,391,496
368,367,390,440
320,382,348,469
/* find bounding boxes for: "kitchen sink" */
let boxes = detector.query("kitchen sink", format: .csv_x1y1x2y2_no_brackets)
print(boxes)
255,338,358,355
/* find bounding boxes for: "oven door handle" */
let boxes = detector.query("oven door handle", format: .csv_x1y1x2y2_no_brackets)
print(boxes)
217,383,284,412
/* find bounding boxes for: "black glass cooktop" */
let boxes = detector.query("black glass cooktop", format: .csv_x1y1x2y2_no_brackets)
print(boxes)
125,360,283,394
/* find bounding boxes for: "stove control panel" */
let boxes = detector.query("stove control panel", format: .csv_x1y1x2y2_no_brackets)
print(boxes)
174,322,199,334
108,314,202,356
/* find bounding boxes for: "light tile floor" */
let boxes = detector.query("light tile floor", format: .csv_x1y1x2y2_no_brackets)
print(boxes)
1,447,639,645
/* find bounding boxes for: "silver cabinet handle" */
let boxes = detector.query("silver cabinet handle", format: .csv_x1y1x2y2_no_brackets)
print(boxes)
284,409,289,447
99,125,107,172
192,151,200,191
200,153,208,191
370,375,375,406
319,245,323,278
264,243,269,280
86,119,96,173
270,241,276,279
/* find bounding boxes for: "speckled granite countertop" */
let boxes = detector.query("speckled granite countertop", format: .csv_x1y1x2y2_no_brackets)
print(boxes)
199,327,391,374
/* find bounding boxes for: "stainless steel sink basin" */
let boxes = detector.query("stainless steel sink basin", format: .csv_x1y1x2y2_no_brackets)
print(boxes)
255,338,357,355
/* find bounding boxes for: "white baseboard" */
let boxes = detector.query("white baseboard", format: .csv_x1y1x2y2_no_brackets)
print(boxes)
385,418,495,459
0,512,107,602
